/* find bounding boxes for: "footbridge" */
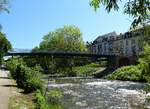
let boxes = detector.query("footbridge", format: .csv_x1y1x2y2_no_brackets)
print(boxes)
5,50,137,68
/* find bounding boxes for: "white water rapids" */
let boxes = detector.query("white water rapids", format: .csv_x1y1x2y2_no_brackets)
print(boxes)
48,78,150,109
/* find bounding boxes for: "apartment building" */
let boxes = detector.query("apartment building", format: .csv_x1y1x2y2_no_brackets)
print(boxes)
89,31,143,56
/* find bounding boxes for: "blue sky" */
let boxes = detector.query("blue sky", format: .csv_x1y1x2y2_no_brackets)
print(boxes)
0,0,132,49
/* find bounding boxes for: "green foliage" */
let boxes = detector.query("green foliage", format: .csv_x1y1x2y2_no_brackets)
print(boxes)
48,104,65,109
16,64,43,92
39,25,86,52
5,58,25,79
106,65,146,82
139,44,150,83
6,58,43,93
36,90,49,109
0,32,11,64
106,26,150,83
90,0,119,12
144,84,150,93
0,0,9,13
73,63,101,76
47,89,66,109
36,89,65,109
48,88,63,103
90,0,150,27
31,25,88,76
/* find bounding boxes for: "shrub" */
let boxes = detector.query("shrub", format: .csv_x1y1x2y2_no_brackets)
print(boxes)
144,84,150,93
0,32,11,65
15,64,43,92
6,58,43,93
106,65,146,82
48,88,63,103
36,90,49,109
5,58,26,79
139,44,150,83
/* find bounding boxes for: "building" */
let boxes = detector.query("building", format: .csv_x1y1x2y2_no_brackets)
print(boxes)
89,31,144,57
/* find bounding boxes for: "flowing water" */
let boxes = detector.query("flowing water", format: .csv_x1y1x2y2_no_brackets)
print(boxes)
47,78,150,109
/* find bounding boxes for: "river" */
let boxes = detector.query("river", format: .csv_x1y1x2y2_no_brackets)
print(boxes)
47,78,150,109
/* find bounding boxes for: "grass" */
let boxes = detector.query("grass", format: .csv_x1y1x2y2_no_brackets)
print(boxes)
9,93,35,109
48,103,66,109
35,89,66,109
8,82,36,109
47,88,65,109
72,63,101,76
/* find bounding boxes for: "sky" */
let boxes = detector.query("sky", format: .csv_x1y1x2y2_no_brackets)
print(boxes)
0,0,132,49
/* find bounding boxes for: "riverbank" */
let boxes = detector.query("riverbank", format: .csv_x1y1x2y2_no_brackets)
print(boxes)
0,69,35,109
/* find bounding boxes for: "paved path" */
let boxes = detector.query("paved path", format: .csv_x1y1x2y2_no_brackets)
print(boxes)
0,69,12,109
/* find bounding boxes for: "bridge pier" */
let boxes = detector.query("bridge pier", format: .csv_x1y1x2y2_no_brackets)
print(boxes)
107,56,119,68
107,56,138,68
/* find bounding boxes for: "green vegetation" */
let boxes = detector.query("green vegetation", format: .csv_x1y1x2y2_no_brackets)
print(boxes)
106,46,150,84
48,88,63,103
6,58,43,93
0,32,11,65
48,89,65,109
144,84,150,93
139,44,150,83
73,63,101,77
106,26,150,89
0,0,9,13
38,25,86,52
36,90,49,109
36,89,65,109
90,0,150,27
106,65,145,82
22,25,94,77
5,24,102,108
9,92,35,109
6,57,68,109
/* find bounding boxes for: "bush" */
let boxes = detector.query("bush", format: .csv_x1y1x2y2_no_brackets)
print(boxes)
36,89,64,109
106,65,146,82
48,88,63,103
36,90,49,109
16,64,43,92
0,32,11,65
6,58,43,93
139,44,150,83
6,59,26,79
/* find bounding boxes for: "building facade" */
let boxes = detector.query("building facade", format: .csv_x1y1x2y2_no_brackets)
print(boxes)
89,31,144,57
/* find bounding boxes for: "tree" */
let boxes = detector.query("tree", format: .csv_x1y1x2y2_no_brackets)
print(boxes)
90,0,150,28
0,0,9,30
138,43,150,83
39,25,86,52
30,25,87,76
0,32,11,65
0,0,9,13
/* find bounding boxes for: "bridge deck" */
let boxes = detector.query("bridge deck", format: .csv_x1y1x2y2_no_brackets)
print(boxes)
5,51,116,58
